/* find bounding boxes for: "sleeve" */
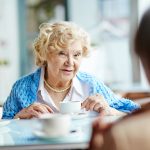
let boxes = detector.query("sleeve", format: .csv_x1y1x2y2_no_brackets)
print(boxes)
90,78,140,113
2,82,20,119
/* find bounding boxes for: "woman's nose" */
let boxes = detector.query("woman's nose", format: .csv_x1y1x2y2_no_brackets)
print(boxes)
66,56,74,65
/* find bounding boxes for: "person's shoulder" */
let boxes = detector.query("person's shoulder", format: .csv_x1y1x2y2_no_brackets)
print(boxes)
110,109,150,142
12,68,41,89
77,71,103,84
77,71,96,80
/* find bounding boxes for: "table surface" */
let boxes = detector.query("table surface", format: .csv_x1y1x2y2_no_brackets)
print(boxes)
0,112,121,150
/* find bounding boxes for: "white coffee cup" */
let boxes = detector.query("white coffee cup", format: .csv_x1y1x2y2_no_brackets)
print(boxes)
60,101,81,114
39,113,71,137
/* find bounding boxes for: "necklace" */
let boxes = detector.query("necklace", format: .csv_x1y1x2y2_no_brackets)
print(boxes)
44,79,71,93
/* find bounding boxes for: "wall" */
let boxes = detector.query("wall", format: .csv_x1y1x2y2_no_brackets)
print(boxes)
0,0,19,105
67,0,133,86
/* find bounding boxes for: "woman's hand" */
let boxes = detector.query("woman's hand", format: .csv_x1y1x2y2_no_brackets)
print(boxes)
81,94,110,113
14,103,53,119
81,94,126,115
89,117,112,150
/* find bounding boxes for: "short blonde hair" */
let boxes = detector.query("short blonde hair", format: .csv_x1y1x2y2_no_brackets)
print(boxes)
33,21,91,67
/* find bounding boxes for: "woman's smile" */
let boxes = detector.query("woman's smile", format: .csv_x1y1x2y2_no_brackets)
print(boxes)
61,69,73,75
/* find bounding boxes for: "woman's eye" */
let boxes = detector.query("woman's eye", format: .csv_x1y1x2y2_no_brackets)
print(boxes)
74,52,81,57
58,51,66,56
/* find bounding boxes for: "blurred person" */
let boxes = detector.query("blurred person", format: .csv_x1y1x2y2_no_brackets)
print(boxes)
89,8,150,150
2,21,139,119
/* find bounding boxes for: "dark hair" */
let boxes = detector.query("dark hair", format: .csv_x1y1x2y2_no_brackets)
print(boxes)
135,8,150,65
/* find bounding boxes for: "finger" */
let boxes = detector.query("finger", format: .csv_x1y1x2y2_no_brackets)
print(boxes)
14,108,33,119
32,104,50,113
89,101,98,111
14,112,32,119
82,98,96,110
32,103,54,113
81,99,89,109
42,104,54,113
84,100,92,111
93,103,104,113
29,109,42,118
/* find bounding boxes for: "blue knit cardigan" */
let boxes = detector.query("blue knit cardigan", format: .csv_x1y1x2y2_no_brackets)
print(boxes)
2,68,140,119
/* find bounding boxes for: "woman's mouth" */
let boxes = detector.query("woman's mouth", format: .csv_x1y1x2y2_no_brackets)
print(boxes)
62,69,73,75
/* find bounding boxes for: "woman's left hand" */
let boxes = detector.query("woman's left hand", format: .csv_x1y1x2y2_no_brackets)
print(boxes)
81,94,126,115
81,94,110,113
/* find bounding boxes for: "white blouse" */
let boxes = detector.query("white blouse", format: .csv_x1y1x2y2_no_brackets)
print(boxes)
37,68,89,113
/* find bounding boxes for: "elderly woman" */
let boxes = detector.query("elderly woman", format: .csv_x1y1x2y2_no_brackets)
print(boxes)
2,21,139,119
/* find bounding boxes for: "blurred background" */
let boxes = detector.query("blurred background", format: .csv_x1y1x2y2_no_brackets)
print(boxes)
1,0,150,105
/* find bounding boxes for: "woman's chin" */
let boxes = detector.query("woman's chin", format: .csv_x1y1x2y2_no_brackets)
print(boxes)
62,75,73,81
62,72,73,77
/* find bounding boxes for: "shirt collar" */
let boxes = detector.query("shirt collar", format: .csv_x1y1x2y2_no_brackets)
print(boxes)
38,68,84,97
72,75,84,97
38,67,45,95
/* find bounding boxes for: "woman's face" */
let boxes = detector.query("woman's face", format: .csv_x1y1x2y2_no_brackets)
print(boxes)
46,40,83,83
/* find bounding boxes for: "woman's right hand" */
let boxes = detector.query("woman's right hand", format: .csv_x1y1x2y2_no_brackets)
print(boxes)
89,117,112,150
14,103,54,119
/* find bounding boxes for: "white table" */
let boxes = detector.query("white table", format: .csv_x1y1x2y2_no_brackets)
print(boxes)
0,113,121,150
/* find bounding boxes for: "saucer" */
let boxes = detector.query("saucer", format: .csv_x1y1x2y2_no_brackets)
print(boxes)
33,129,82,141
0,120,10,127
71,112,88,120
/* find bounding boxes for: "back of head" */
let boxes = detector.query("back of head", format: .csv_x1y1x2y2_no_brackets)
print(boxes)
33,21,91,67
135,8,150,82
135,8,150,66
